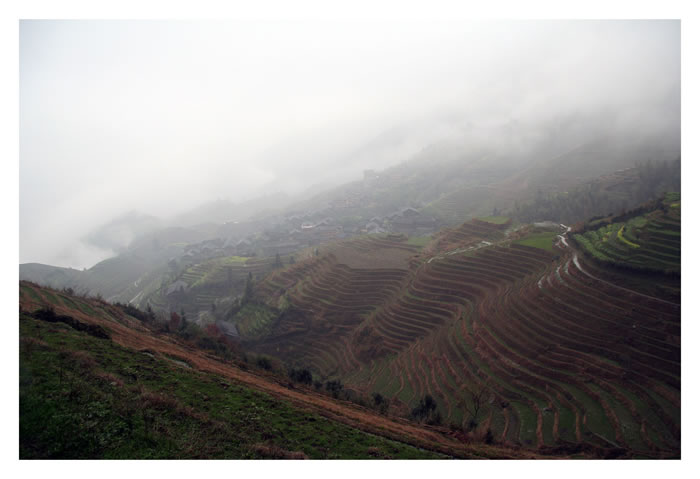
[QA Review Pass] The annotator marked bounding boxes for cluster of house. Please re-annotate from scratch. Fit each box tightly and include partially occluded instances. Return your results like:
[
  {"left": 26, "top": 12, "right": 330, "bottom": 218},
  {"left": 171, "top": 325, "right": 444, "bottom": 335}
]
[
  {"left": 178, "top": 217, "right": 343, "bottom": 264},
  {"left": 179, "top": 206, "right": 438, "bottom": 267},
  {"left": 364, "top": 207, "right": 437, "bottom": 235}
]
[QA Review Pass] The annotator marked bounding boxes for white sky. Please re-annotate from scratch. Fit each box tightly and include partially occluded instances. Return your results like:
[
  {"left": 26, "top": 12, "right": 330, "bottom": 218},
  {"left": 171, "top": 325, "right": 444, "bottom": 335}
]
[{"left": 19, "top": 19, "right": 679, "bottom": 268}]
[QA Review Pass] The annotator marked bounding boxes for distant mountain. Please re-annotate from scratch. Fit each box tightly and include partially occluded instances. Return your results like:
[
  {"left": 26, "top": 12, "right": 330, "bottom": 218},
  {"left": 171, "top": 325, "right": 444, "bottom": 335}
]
[
  {"left": 20, "top": 225, "right": 217, "bottom": 301},
  {"left": 22, "top": 126, "right": 679, "bottom": 312},
  {"left": 19, "top": 263, "right": 82, "bottom": 290}
]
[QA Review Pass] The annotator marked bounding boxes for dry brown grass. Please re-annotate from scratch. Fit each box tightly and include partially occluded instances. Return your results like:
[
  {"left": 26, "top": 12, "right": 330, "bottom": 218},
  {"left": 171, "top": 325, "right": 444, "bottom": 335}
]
[
  {"left": 67, "top": 349, "right": 98, "bottom": 371},
  {"left": 93, "top": 370, "right": 125, "bottom": 388},
  {"left": 135, "top": 386, "right": 210, "bottom": 422},
  {"left": 252, "top": 443, "right": 308, "bottom": 459}
]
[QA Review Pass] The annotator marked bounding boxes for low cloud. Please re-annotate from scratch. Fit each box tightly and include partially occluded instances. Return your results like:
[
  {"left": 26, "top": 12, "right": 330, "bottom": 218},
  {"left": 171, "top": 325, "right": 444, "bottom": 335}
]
[{"left": 20, "top": 20, "right": 680, "bottom": 268}]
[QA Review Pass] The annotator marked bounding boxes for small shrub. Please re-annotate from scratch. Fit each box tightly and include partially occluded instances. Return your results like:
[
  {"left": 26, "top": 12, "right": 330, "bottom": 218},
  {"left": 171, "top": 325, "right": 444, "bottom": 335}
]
[
  {"left": 411, "top": 394, "right": 440, "bottom": 424},
  {"left": 325, "top": 380, "right": 343, "bottom": 398},
  {"left": 289, "top": 368, "right": 313, "bottom": 385},
  {"left": 256, "top": 357, "right": 272, "bottom": 371},
  {"left": 485, "top": 428, "right": 494, "bottom": 444}
]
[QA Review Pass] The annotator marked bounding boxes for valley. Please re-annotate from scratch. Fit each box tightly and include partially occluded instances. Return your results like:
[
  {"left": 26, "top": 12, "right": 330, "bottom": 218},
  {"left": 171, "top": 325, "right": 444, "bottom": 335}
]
[{"left": 19, "top": 188, "right": 680, "bottom": 458}]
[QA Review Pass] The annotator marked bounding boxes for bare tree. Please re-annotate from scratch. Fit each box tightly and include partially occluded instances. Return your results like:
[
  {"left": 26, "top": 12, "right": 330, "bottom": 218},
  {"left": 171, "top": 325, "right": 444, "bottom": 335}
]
[{"left": 465, "top": 381, "right": 490, "bottom": 431}]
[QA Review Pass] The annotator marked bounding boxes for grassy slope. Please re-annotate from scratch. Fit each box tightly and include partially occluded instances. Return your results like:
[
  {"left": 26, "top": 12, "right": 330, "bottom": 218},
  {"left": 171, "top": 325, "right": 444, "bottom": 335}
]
[
  {"left": 20, "top": 314, "right": 439, "bottom": 459},
  {"left": 20, "top": 281, "right": 541, "bottom": 459}
]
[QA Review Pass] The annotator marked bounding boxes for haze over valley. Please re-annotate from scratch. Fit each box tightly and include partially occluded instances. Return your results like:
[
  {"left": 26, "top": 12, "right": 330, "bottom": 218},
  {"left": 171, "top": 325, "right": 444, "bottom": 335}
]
[{"left": 19, "top": 18, "right": 682, "bottom": 460}]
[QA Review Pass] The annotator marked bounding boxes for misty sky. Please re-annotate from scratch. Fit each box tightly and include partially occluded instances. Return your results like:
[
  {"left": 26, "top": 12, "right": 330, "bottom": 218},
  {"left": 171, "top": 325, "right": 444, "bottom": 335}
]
[{"left": 19, "top": 20, "right": 680, "bottom": 269}]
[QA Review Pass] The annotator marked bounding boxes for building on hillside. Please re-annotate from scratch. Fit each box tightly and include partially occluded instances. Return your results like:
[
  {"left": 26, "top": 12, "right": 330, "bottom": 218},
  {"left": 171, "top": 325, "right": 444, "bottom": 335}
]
[
  {"left": 365, "top": 221, "right": 387, "bottom": 235},
  {"left": 234, "top": 238, "right": 255, "bottom": 256},
  {"left": 389, "top": 208, "right": 437, "bottom": 235}
]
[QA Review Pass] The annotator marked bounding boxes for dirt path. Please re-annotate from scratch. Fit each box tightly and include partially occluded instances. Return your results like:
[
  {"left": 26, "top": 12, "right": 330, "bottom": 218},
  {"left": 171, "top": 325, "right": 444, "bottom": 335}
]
[
  {"left": 20, "top": 286, "right": 544, "bottom": 459},
  {"left": 427, "top": 240, "right": 495, "bottom": 264}
]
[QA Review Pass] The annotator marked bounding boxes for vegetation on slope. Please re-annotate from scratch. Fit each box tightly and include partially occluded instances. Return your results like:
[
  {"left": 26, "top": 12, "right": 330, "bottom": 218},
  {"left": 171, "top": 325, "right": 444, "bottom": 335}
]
[
  {"left": 242, "top": 207, "right": 679, "bottom": 457},
  {"left": 512, "top": 159, "right": 680, "bottom": 225},
  {"left": 23, "top": 281, "right": 556, "bottom": 459},
  {"left": 571, "top": 193, "right": 680, "bottom": 275},
  {"left": 513, "top": 231, "right": 559, "bottom": 252},
  {"left": 20, "top": 310, "right": 442, "bottom": 459}
]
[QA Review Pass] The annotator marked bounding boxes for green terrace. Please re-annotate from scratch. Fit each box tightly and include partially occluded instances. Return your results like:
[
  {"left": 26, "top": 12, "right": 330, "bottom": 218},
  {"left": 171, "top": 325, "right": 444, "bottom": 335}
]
[{"left": 573, "top": 201, "right": 680, "bottom": 273}]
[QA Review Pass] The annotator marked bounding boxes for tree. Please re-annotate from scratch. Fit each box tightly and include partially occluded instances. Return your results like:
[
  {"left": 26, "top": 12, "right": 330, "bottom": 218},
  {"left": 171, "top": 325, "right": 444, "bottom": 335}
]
[
  {"left": 289, "top": 368, "right": 313, "bottom": 385},
  {"left": 169, "top": 311, "right": 181, "bottom": 332},
  {"left": 289, "top": 255, "right": 295, "bottom": 265},
  {"left": 412, "top": 394, "right": 438, "bottom": 422},
  {"left": 179, "top": 308, "right": 187, "bottom": 331},
  {"left": 465, "top": 382, "right": 490, "bottom": 431},
  {"left": 373, "top": 392, "right": 389, "bottom": 415},
  {"left": 256, "top": 356, "right": 272, "bottom": 370},
  {"left": 325, "top": 380, "right": 343, "bottom": 398},
  {"left": 274, "top": 253, "right": 283, "bottom": 268},
  {"left": 242, "top": 272, "right": 254, "bottom": 305}
]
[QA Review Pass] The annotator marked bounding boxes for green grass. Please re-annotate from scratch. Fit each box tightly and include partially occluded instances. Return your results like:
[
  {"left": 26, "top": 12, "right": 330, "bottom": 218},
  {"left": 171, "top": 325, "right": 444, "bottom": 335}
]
[
  {"left": 186, "top": 256, "right": 252, "bottom": 288},
  {"left": 664, "top": 192, "right": 680, "bottom": 203},
  {"left": 20, "top": 314, "right": 442, "bottom": 459},
  {"left": 404, "top": 236, "right": 432, "bottom": 247},
  {"left": 20, "top": 283, "right": 44, "bottom": 302},
  {"left": 233, "top": 303, "right": 279, "bottom": 338},
  {"left": 514, "top": 231, "right": 558, "bottom": 252},
  {"left": 220, "top": 256, "right": 249, "bottom": 265},
  {"left": 559, "top": 384, "right": 617, "bottom": 445},
  {"left": 477, "top": 216, "right": 511, "bottom": 225},
  {"left": 616, "top": 225, "right": 640, "bottom": 248}
]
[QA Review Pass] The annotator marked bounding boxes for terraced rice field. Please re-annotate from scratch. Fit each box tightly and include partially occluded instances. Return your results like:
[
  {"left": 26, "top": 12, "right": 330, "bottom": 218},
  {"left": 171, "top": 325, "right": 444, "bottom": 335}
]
[
  {"left": 145, "top": 255, "right": 289, "bottom": 317},
  {"left": 247, "top": 215, "right": 680, "bottom": 457},
  {"left": 182, "top": 256, "right": 275, "bottom": 288},
  {"left": 429, "top": 219, "right": 508, "bottom": 253},
  {"left": 251, "top": 236, "right": 419, "bottom": 375},
  {"left": 573, "top": 199, "right": 680, "bottom": 273}
]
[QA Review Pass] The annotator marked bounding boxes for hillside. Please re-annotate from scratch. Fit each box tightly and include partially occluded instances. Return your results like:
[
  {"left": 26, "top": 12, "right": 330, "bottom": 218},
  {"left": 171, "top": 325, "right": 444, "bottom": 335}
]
[
  {"left": 20, "top": 153, "right": 680, "bottom": 316},
  {"left": 19, "top": 193, "right": 680, "bottom": 458},
  {"left": 238, "top": 203, "right": 680, "bottom": 457},
  {"left": 20, "top": 226, "right": 216, "bottom": 302},
  {"left": 20, "top": 281, "right": 551, "bottom": 459},
  {"left": 572, "top": 193, "right": 680, "bottom": 276}
]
